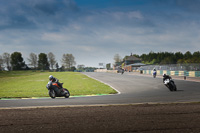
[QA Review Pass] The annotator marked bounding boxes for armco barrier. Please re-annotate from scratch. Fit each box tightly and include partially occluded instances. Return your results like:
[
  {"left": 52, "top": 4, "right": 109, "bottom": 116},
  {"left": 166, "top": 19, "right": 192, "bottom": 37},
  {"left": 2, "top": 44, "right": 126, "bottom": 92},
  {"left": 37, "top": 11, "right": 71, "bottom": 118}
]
[
  {"left": 142, "top": 70, "right": 200, "bottom": 77},
  {"left": 95, "top": 69, "right": 118, "bottom": 73},
  {"left": 170, "top": 71, "right": 179, "bottom": 76},
  {"left": 95, "top": 69, "right": 107, "bottom": 72},
  {"left": 107, "top": 70, "right": 118, "bottom": 73},
  {"left": 195, "top": 71, "right": 200, "bottom": 77}
]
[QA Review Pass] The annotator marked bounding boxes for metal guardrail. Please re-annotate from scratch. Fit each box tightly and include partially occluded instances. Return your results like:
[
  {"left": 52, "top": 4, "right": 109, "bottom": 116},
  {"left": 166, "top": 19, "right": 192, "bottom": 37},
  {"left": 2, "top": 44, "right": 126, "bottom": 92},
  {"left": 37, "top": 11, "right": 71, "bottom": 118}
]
[
  {"left": 140, "top": 63, "right": 200, "bottom": 71},
  {"left": 142, "top": 70, "right": 200, "bottom": 77}
]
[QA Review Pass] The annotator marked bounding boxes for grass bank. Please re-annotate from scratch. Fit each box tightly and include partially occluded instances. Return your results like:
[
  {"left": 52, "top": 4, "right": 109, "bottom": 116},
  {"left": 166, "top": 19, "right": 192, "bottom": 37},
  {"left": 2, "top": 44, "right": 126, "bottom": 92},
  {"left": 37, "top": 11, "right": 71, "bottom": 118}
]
[{"left": 0, "top": 71, "right": 117, "bottom": 98}]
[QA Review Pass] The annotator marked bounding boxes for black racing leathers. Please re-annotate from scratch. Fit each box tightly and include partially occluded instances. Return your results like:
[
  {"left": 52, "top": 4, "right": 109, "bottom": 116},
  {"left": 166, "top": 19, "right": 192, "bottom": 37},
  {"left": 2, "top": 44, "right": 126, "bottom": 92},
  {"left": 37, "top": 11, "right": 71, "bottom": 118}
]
[
  {"left": 51, "top": 77, "right": 62, "bottom": 88},
  {"left": 47, "top": 78, "right": 63, "bottom": 94},
  {"left": 163, "top": 75, "right": 172, "bottom": 83}
]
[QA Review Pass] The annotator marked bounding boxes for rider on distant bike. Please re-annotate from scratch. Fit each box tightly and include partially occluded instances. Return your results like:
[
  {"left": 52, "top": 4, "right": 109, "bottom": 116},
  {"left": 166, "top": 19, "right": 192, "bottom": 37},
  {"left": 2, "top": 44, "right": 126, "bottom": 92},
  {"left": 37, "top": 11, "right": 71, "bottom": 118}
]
[
  {"left": 49, "top": 75, "right": 62, "bottom": 87},
  {"left": 163, "top": 73, "right": 172, "bottom": 83},
  {"left": 152, "top": 68, "right": 157, "bottom": 77},
  {"left": 46, "top": 75, "right": 64, "bottom": 94}
]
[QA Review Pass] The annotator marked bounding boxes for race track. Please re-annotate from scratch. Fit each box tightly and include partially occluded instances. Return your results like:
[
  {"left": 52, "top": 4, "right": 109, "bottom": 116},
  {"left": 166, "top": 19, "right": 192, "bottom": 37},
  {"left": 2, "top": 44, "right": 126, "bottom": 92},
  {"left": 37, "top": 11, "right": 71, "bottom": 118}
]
[{"left": 0, "top": 72, "right": 200, "bottom": 108}]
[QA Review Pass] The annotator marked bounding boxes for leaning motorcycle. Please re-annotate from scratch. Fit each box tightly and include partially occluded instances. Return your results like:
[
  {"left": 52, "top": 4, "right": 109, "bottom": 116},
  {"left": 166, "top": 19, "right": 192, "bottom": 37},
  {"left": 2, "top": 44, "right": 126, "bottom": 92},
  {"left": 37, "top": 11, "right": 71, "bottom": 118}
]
[
  {"left": 46, "top": 82, "right": 70, "bottom": 99},
  {"left": 163, "top": 79, "right": 177, "bottom": 91}
]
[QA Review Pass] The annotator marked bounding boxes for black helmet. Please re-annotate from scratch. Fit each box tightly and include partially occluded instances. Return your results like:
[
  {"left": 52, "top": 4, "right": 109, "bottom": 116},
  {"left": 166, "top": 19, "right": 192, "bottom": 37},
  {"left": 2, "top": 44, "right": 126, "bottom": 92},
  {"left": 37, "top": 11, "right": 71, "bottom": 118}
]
[{"left": 163, "top": 73, "right": 166, "bottom": 77}]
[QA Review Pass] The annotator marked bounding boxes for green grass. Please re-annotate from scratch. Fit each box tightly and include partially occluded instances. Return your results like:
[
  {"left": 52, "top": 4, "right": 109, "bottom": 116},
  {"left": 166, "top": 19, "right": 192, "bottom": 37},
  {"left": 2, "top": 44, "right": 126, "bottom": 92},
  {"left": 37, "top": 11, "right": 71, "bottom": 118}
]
[{"left": 0, "top": 71, "right": 117, "bottom": 98}]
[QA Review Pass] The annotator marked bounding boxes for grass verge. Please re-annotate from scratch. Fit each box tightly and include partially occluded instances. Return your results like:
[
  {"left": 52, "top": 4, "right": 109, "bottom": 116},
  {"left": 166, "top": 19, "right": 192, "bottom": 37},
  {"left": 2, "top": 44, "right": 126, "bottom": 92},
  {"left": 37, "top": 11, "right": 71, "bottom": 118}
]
[{"left": 0, "top": 71, "right": 117, "bottom": 98}]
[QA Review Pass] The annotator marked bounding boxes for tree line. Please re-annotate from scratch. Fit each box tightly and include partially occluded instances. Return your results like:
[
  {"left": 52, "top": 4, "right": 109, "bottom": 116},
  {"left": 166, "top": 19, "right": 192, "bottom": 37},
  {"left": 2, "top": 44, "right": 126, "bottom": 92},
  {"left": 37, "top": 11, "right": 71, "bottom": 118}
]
[
  {"left": 0, "top": 52, "right": 76, "bottom": 71},
  {"left": 139, "top": 51, "right": 200, "bottom": 64},
  {"left": 113, "top": 51, "right": 200, "bottom": 66}
]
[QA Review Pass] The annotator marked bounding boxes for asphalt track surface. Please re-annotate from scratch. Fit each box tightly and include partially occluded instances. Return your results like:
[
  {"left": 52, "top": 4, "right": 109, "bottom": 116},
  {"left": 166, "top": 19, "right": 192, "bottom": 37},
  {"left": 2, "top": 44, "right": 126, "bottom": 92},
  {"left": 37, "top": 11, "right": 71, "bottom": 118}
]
[
  {"left": 1, "top": 72, "right": 200, "bottom": 133},
  {"left": 1, "top": 72, "right": 200, "bottom": 108}
]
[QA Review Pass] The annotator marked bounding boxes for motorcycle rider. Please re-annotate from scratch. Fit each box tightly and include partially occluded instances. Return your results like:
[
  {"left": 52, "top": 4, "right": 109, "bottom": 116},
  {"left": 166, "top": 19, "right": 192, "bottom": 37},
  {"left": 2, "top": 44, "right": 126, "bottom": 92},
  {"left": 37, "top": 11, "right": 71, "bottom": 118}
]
[
  {"left": 152, "top": 68, "right": 157, "bottom": 77},
  {"left": 47, "top": 75, "right": 64, "bottom": 95},
  {"left": 49, "top": 75, "right": 62, "bottom": 88},
  {"left": 163, "top": 73, "right": 172, "bottom": 83},
  {"left": 121, "top": 68, "right": 124, "bottom": 75},
  {"left": 163, "top": 73, "right": 177, "bottom": 91},
  {"left": 152, "top": 68, "right": 156, "bottom": 73}
]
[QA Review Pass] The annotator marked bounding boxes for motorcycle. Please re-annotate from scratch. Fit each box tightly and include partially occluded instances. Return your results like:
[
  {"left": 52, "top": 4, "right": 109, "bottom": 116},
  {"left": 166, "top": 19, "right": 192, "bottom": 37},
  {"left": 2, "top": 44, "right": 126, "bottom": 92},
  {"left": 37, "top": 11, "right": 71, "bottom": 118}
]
[
  {"left": 163, "top": 79, "right": 177, "bottom": 91},
  {"left": 46, "top": 82, "right": 70, "bottom": 99},
  {"left": 121, "top": 69, "right": 124, "bottom": 75},
  {"left": 152, "top": 71, "right": 157, "bottom": 78}
]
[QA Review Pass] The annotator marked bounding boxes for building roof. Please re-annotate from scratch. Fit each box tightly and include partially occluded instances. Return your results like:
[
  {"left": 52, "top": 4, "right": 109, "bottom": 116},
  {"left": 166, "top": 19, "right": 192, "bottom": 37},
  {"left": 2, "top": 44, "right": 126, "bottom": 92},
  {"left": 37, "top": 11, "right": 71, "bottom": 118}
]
[
  {"left": 126, "top": 63, "right": 146, "bottom": 67},
  {"left": 126, "top": 56, "right": 141, "bottom": 61}
]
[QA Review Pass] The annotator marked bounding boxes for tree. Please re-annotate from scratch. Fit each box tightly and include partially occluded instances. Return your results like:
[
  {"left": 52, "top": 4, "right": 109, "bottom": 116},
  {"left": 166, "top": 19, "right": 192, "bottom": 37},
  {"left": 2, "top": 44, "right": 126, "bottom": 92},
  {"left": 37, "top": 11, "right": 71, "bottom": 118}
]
[
  {"left": 55, "top": 63, "right": 59, "bottom": 71},
  {"left": 114, "top": 54, "right": 122, "bottom": 63},
  {"left": 2, "top": 52, "right": 11, "bottom": 70},
  {"left": 193, "top": 51, "right": 200, "bottom": 58},
  {"left": 70, "top": 66, "right": 76, "bottom": 71},
  {"left": 106, "top": 63, "right": 111, "bottom": 70},
  {"left": 0, "top": 55, "right": 3, "bottom": 70},
  {"left": 177, "top": 59, "right": 185, "bottom": 64},
  {"left": 77, "top": 64, "right": 85, "bottom": 71},
  {"left": 184, "top": 51, "right": 192, "bottom": 60},
  {"left": 47, "top": 52, "right": 56, "bottom": 70},
  {"left": 174, "top": 52, "right": 183, "bottom": 63},
  {"left": 28, "top": 53, "right": 37, "bottom": 69},
  {"left": 10, "top": 52, "right": 26, "bottom": 70},
  {"left": 38, "top": 53, "right": 49, "bottom": 70},
  {"left": 140, "top": 54, "right": 147, "bottom": 62},
  {"left": 61, "top": 53, "right": 76, "bottom": 70}
]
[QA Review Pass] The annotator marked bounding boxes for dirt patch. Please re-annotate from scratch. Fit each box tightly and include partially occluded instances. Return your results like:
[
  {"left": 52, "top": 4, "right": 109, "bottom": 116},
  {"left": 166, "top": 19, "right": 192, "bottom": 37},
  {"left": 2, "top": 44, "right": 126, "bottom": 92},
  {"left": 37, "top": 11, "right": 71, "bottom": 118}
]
[{"left": 0, "top": 103, "right": 200, "bottom": 133}]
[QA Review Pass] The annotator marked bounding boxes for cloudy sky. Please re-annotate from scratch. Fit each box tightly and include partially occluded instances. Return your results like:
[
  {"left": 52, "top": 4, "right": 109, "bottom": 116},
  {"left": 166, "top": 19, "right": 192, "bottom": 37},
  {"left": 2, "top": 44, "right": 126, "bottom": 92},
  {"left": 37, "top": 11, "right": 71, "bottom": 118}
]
[{"left": 0, "top": 0, "right": 200, "bottom": 67}]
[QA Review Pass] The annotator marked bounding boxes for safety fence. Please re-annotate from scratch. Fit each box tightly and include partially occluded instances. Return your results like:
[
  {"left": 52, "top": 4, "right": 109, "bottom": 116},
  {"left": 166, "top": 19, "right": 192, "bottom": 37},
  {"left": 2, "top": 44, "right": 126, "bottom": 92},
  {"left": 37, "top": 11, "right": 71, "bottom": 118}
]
[
  {"left": 139, "top": 63, "right": 200, "bottom": 77},
  {"left": 142, "top": 70, "right": 200, "bottom": 77},
  {"left": 95, "top": 69, "right": 118, "bottom": 73},
  {"left": 140, "top": 63, "right": 200, "bottom": 71}
]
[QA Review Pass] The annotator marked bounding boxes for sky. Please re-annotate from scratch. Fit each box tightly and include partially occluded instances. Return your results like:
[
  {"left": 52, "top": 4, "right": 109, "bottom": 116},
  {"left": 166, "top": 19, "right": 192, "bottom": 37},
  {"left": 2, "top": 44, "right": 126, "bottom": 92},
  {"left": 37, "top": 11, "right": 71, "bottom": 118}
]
[{"left": 0, "top": 0, "right": 200, "bottom": 68}]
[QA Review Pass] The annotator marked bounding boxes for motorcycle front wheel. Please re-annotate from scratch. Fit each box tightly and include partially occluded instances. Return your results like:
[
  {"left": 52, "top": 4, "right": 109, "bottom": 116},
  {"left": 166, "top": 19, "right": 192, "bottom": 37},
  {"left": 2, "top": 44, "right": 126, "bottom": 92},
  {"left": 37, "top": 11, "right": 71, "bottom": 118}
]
[
  {"left": 170, "top": 82, "right": 177, "bottom": 91},
  {"left": 63, "top": 88, "right": 70, "bottom": 98},
  {"left": 172, "top": 83, "right": 177, "bottom": 91},
  {"left": 49, "top": 90, "right": 56, "bottom": 99},
  {"left": 167, "top": 84, "right": 173, "bottom": 91}
]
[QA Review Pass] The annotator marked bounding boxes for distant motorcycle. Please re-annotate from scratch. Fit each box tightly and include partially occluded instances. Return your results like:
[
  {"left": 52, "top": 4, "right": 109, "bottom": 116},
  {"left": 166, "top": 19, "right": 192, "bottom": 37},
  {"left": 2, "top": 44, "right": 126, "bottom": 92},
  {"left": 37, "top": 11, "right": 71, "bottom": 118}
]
[
  {"left": 152, "top": 71, "right": 157, "bottom": 78},
  {"left": 121, "top": 69, "right": 124, "bottom": 75},
  {"left": 163, "top": 79, "right": 177, "bottom": 91},
  {"left": 46, "top": 82, "right": 70, "bottom": 99}
]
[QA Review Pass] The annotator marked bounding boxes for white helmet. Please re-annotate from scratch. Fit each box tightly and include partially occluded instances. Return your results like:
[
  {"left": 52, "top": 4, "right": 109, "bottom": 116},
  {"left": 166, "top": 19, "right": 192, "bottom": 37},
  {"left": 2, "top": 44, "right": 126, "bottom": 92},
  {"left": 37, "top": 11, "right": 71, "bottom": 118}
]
[{"left": 49, "top": 75, "right": 53, "bottom": 80}]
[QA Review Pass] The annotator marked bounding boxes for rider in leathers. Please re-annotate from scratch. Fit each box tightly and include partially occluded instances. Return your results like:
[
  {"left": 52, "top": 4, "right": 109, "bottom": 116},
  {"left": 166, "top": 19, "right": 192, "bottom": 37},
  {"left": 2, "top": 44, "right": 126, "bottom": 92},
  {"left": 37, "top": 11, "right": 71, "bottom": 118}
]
[
  {"left": 163, "top": 73, "right": 172, "bottom": 83},
  {"left": 47, "top": 75, "right": 64, "bottom": 95}
]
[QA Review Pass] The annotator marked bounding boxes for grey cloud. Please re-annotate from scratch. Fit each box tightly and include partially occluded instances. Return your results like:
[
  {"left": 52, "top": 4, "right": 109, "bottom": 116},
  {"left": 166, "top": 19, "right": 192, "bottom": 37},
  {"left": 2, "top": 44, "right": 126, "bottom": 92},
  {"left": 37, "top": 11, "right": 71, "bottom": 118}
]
[
  {"left": 33, "top": 0, "right": 79, "bottom": 15},
  {"left": 34, "top": 3, "right": 58, "bottom": 15},
  {"left": 0, "top": 0, "right": 79, "bottom": 31},
  {"left": 156, "top": 0, "right": 200, "bottom": 13},
  {"left": 175, "top": 0, "right": 200, "bottom": 12}
]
